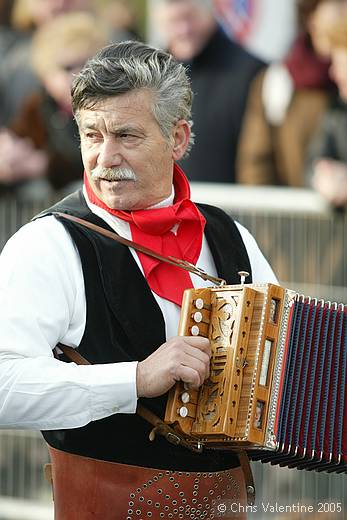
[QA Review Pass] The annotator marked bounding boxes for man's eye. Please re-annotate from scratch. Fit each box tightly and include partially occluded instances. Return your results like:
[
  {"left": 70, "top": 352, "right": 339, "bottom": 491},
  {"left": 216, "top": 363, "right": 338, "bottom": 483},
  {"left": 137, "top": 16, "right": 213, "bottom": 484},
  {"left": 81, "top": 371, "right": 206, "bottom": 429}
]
[
  {"left": 85, "top": 132, "right": 100, "bottom": 140},
  {"left": 120, "top": 134, "right": 138, "bottom": 140}
]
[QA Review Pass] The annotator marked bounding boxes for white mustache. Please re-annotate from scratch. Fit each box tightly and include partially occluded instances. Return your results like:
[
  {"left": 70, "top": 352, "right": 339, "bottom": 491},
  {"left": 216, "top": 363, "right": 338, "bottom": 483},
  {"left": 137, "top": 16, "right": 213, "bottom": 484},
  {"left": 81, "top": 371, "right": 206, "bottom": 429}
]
[{"left": 91, "top": 167, "right": 136, "bottom": 181}]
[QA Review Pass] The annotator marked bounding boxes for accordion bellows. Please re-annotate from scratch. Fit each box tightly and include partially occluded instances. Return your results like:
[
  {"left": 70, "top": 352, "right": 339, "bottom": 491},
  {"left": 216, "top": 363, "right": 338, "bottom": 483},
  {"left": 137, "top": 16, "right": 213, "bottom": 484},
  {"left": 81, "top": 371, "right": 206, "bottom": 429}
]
[{"left": 164, "top": 283, "right": 347, "bottom": 473}]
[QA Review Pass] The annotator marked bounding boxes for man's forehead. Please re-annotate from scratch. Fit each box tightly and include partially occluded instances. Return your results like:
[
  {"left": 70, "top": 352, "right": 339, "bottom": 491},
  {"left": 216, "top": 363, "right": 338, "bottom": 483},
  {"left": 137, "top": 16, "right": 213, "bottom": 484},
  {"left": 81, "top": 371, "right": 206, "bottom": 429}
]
[
  {"left": 77, "top": 91, "right": 158, "bottom": 131},
  {"left": 79, "top": 89, "right": 153, "bottom": 114},
  {"left": 78, "top": 109, "right": 146, "bottom": 129}
]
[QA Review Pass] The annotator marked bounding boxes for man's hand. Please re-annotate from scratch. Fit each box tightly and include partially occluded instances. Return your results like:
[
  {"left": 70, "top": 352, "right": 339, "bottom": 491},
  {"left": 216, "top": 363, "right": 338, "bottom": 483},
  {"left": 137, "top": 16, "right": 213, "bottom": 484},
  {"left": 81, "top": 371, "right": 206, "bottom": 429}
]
[
  {"left": 0, "top": 128, "right": 48, "bottom": 184},
  {"left": 136, "top": 336, "right": 211, "bottom": 398},
  {"left": 312, "top": 158, "right": 347, "bottom": 207}
]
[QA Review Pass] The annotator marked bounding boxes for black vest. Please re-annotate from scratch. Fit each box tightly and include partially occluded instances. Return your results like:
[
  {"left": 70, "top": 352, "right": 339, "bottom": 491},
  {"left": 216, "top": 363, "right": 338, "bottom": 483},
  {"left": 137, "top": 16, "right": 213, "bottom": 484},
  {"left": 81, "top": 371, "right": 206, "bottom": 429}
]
[{"left": 37, "top": 190, "right": 252, "bottom": 471}]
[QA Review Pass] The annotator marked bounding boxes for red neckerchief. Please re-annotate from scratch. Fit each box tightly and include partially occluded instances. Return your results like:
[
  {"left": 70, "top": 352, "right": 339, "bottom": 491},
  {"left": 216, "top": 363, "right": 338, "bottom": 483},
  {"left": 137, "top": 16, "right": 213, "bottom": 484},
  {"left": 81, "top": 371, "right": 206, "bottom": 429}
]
[{"left": 84, "top": 164, "right": 206, "bottom": 306}]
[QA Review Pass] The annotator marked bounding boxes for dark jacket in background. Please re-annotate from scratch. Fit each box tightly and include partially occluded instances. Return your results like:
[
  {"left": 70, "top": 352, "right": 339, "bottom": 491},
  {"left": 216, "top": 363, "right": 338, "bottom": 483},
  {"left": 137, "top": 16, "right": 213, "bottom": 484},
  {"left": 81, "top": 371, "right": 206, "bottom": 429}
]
[
  {"left": 179, "top": 27, "right": 264, "bottom": 183},
  {"left": 306, "top": 95, "right": 347, "bottom": 168}
]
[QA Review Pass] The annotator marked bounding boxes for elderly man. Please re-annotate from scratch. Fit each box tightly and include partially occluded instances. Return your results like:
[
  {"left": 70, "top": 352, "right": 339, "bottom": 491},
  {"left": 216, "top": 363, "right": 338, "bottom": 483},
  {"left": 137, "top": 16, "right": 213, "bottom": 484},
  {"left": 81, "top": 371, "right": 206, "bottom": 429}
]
[
  {"left": 0, "top": 41, "right": 276, "bottom": 518},
  {"left": 156, "top": 0, "right": 264, "bottom": 183}
]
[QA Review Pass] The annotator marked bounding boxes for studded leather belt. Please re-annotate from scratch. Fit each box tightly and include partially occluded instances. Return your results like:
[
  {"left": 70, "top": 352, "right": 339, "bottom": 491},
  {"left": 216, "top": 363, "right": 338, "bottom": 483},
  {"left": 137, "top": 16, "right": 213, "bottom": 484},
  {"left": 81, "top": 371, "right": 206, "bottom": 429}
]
[{"left": 46, "top": 446, "right": 247, "bottom": 519}]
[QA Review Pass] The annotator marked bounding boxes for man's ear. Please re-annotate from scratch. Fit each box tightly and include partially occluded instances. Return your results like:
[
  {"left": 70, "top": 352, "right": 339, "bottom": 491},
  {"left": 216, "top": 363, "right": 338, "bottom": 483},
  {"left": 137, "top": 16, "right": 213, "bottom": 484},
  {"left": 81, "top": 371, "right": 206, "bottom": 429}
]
[{"left": 171, "top": 120, "right": 191, "bottom": 161}]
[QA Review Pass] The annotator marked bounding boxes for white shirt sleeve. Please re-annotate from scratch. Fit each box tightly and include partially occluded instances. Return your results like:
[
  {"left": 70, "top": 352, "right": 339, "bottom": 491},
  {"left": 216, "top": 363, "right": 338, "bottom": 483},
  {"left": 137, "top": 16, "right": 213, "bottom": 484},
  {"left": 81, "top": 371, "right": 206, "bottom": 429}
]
[{"left": 0, "top": 216, "right": 137, "bottom": 430}]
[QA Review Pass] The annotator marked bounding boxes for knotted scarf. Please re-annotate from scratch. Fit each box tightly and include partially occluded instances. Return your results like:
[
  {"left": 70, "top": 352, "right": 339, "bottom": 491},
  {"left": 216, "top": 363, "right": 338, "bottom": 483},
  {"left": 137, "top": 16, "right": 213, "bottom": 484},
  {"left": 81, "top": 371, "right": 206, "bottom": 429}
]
[{"left": 84, "top": 164, "right": 206, "bottom": 306}]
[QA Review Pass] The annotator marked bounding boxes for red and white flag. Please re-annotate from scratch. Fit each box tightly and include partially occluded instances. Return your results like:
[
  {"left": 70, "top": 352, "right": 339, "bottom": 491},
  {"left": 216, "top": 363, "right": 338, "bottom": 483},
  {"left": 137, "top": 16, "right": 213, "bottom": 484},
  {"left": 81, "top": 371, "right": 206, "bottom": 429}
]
[{"left": 213, "top": 0, "right": 297, "bottom": 61}]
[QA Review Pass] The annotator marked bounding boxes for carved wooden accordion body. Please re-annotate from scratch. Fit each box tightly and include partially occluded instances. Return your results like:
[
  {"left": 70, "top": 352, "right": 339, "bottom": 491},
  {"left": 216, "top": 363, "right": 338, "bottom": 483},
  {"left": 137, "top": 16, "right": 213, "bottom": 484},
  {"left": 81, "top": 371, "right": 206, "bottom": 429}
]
[{"left": 165, "top": 284, "right": 347, "bottom": 472}]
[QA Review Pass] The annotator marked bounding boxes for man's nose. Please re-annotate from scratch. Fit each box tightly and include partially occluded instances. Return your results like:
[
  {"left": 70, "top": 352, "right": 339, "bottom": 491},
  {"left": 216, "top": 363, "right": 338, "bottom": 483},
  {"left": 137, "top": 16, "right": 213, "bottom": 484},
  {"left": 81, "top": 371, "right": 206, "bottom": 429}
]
[{"left": 97, "top": 139, "right": 122, "bottom": 168}]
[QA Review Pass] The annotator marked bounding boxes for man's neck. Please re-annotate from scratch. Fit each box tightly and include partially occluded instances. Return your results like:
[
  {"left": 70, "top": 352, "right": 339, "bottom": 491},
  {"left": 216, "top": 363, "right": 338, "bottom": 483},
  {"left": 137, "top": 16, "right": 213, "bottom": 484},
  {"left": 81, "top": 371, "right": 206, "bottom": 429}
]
[{"left": 147, "top": 188, "right": 175, "bottom": 210}]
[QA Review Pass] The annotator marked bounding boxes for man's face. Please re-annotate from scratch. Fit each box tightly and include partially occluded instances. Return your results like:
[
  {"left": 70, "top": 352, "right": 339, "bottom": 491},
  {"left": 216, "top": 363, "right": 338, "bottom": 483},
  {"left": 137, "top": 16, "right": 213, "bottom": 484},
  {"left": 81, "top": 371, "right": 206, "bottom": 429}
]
[
  {"left": 159, "top": 1, "right": 216, "bottom": 61},
  {"left": 330, "top": 47, "right": 347, "bottom": 102},
  {"left": 78, "top": 89, "right": 190, "bottom": 211}
]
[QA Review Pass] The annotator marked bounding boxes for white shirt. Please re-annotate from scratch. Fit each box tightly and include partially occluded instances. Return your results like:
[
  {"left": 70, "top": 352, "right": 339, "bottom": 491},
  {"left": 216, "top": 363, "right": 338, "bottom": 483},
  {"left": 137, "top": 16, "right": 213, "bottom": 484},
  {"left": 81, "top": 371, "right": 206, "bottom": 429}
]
[{"left": 0, "top": 190, "right": 277, "bottom": 430}]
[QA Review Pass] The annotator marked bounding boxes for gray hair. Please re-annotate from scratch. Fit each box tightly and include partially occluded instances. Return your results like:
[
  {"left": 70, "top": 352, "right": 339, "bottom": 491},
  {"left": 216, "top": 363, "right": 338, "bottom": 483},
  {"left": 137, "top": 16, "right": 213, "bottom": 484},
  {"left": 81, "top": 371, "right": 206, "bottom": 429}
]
[{"left": 71, "top": 40, "right": 194, "bottom": 153}]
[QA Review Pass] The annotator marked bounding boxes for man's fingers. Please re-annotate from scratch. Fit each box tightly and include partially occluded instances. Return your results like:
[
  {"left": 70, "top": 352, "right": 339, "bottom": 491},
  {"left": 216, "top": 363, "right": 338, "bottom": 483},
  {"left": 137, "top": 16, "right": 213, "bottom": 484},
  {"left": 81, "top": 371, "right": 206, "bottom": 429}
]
[
  {"left": 178, "top": 352, "right": 209, "bottom": 384},
  {"left": 181, "top": 336, "right": 210, "bottom": 349},
  {"left": 137, "top": 336, "right": 211, "bottom": 398},
  {"left": 175, "top": 365, "right": 202, "bottom": 389}
]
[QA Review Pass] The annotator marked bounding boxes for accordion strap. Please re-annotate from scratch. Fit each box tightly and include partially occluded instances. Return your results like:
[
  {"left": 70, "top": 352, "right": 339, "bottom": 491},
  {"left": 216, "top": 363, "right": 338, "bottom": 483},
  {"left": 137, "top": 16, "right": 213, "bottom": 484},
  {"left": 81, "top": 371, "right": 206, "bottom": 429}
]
[{"left": 53, "top": 212, "right": 226, "bottom": 287}]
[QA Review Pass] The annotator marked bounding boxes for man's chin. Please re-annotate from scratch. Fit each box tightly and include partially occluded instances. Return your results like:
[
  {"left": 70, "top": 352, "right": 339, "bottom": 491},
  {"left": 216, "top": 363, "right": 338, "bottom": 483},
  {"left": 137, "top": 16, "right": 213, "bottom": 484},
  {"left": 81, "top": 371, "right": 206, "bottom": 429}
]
[{"left": 99, "top": 191, "right": 135, "bottom": 211}]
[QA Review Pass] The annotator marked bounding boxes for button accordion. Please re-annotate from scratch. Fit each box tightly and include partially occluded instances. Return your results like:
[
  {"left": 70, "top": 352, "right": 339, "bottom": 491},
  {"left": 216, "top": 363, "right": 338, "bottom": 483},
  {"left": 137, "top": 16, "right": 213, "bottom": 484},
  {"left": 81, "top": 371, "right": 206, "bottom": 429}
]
[{"left": 164, "top": 283, "right": 347, "bottom": 472}]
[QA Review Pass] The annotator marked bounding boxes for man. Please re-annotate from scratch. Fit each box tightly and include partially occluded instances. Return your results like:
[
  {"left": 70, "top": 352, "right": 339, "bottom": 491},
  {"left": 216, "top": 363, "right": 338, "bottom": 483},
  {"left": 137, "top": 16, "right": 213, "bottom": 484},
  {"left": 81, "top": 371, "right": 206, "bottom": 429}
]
[
  {"left": 156, "top": 0, "right": 264, "bottom": 183},
  {"left": 308, "top": 16, "right": 347, "bottom": 207},
  {"left": 0, "top": 41, "right": 276, "bottom": 518}
]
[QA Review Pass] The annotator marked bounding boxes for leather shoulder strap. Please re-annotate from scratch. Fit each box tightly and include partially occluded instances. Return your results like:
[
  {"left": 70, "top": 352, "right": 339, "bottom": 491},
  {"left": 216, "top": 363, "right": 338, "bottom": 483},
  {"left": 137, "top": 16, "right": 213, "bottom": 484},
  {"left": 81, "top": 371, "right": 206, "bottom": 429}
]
[{"left": 53, "top": 211, "right": 227, "bottom": 286}]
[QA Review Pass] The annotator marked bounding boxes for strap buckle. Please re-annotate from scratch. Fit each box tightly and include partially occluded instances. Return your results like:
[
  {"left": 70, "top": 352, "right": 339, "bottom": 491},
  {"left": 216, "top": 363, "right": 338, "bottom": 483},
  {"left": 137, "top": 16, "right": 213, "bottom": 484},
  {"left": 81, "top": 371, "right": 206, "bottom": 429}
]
[{"left": 149, "top": 424, "right": 203, "bottom": 454}]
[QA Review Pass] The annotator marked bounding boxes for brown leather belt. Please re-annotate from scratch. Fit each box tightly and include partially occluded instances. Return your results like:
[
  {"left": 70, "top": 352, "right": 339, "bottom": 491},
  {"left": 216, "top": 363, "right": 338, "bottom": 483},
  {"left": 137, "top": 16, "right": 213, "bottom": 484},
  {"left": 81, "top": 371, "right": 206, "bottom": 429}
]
[{"left": 47, "top": 447, "right": 247, "bottom": 519}]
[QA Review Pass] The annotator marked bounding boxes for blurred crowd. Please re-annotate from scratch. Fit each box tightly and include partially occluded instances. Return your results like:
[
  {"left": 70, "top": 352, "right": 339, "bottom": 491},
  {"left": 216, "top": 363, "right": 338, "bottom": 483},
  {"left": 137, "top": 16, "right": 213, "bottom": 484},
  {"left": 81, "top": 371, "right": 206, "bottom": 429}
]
[
  {"left": 1, "top": 0, "right": 347, "bottom": 208},
  {"left": 0, "top": 0, "right": 139, "bottom": 199}
]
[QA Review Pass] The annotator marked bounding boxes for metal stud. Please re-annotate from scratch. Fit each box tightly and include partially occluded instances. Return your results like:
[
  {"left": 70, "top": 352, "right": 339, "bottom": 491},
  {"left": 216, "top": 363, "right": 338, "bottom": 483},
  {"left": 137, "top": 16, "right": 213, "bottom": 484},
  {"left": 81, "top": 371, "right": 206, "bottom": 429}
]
[{"left": 238, "top": 270, "right": 249, "bottom": 285}]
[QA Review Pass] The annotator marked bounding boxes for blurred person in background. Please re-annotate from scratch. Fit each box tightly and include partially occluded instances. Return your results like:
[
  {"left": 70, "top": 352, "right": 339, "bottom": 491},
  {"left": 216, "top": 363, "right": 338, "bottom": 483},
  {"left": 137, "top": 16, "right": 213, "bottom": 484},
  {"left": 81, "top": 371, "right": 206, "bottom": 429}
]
[
  {"left": 236, "top": 0, "right": 346, "bottom": 187},
  {"left": 307, "top": 17, "right": 347, "bottom": 207},
  {"left": 0, "top": 0, "right": 92, "bottom": 126},
  {"left": 0, "top": 0, "right": 24, "bottom": 56},
  {"left": 156, "top": 0, "right": 264, "bottom": 183},
  {"left": 95, "top": 0, "right": 140, "bottom": 41},
  {"left": 0, "top": 11, "right": 109, "bottom": 198}
]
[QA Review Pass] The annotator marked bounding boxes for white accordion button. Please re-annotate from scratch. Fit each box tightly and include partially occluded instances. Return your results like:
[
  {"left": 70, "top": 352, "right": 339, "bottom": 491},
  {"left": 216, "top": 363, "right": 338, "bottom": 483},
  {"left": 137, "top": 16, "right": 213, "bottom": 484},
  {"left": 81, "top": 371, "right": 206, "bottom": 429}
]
[
  {"left": 181, "top": 392, "right": 190, "bottom": 404},
  {"left": 191, "top": 325, "right": 200, "bottom": 336},
  {"left": 193, "top": 311, "right": 203, "bottom": 323},
  {"left": 195, "top": 298, "right": 204, "bottom": 309},
  {"left": 179, "top": 406, "right": 188, "bottom": 418}
]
